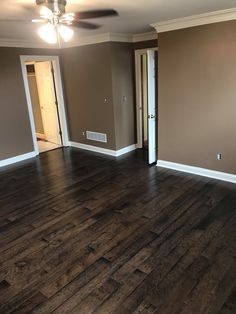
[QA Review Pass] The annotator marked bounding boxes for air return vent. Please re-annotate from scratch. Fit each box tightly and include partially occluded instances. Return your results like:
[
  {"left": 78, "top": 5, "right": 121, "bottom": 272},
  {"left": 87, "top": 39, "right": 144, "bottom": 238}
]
[{"left": 86, "top": 131, "right": 107, "bottom": 143}]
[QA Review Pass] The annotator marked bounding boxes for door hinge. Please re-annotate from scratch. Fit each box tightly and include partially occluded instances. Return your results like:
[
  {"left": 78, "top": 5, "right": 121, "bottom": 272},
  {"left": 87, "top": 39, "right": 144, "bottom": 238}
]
[{"left": 51, "top": 66, "right": 54, "bottom": 74}]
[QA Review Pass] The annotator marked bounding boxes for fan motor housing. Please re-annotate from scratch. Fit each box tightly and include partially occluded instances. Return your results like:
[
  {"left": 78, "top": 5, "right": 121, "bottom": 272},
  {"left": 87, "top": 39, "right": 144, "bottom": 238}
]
[{"left": 36, "top": 0, "right": 67, "bottom": 15}]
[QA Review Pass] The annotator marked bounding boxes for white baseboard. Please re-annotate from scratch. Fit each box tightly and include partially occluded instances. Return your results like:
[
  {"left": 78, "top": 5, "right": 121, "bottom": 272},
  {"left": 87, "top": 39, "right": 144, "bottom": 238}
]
[
  {"left": 36, "top": 133, "right": 46, "bottom": 140},
  {"left": 69, "top": 141, "right": 137, "bottom": 157},
  {"left": 116, "top": 144, "right": 137, "bottom": 157},
  {"left": 0, "top": 151, "right": 37, "bottom": 168},
  {"left": 157, "top": 160, "right": 236, "bottom": 184}
]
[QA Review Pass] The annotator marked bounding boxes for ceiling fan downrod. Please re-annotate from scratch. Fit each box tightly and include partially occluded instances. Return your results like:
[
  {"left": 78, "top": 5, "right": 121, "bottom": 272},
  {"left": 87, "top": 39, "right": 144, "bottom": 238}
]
[{"left": 36, "top": 0, "right": 67, "bottom": 16}]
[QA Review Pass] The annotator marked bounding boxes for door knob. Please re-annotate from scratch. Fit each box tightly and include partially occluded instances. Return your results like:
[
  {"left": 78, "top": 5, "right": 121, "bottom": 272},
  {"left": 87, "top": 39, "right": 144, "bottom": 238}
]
[{"left": 148, "top": 114, "right": 156, "bottom": 119}]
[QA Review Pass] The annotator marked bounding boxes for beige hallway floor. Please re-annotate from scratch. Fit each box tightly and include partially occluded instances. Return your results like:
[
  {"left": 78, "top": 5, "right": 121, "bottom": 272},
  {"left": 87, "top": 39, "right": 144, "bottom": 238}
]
[{"left": 37, "top": 140, "right": 61, "bottom": 153}]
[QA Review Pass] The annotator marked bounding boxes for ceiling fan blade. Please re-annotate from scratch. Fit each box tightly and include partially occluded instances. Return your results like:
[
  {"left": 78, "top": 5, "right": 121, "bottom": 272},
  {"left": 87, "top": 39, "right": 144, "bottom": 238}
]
[
  {"left": 32, "top": 19, "right": 48, "bottom": 23},
  {"left": 64, "top": 20, "right": 101, "bottom": 30},
  {"left": 69, "top": 9, "right": 118, "bottom": 20},
  {"left": 0, "top": 19, "right": 34, "bottom": 23}
]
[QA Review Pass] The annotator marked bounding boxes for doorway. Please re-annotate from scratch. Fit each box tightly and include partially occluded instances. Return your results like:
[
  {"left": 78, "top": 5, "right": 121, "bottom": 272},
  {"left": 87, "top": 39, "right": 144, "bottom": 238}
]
[
  {"left": 20, "top": 56, "right": 69, "bottom": 155},
  {"left": 135, "top": 48, "right": 158, "bottom": 164}
]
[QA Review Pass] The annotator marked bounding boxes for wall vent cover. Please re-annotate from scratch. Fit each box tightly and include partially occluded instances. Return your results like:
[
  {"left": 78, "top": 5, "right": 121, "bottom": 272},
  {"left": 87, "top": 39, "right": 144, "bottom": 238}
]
[{"left": 86, "top": 131, "right": 107, "bottom": 143}]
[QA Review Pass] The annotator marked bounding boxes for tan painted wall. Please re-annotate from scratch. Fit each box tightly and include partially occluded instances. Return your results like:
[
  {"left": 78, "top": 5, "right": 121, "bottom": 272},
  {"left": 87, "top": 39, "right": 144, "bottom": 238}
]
[
  {"left": 133, "top": 39, "right": 158, "bottom": 50},
  {"left": 60, "top": 43, "right": 116, "bottom": 149},
  {"left": 0, "top": 47, "right": 59, "bottom": 160},
  {"left": 158, "top": 20, "right": 236, "bottom": 174},
  {"left": 0, "top": 43, "right": 136, "bottom": 161},
  {"left": 110, "top": 42, "right": 135, "bottom": 150},
  {"left": 61, "top": 41, "right": 135, "bottom": 151}
]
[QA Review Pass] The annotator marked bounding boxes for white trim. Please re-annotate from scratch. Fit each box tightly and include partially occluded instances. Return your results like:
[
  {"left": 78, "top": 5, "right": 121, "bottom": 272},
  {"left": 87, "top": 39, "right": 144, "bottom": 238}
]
[
  {"left": 0, "top": 152, "right": 37, "bottom": 168},
  {"left": 20, "top": 58, "right": 39, "bottom": 156},
  {"left": 62, "top": 32, "right": 140, "bottom": 48},
  {"left": 116, "top": 144, "right": 137, "bottom": 157},
  {"left": 157, "top": 160, "right": 236, "bottom": 184},
  {"left": 25, "top": 61, "right": 36, "bottom": 65},
  {"left": 0, "top": 38, "right": 57, "bottom": 49},
  {"left": 62, "top": 33, "right": 112, "bottom": 48},
  {"left": 110, "top": 33, "right": 133, "bottom": 43},
  {"left": 36, "top": 133, "right": 46, "bottom": 140},
  {"left": 69, "top": 142, "right": 137, "bottom": 157},
  {"left": 133, "top": 31, "right": 158, "bottom": 42},
  {"left": 135, "top": 50, "right": 143, "bottom": 149},
  {"left": 152, "top": 8, "right": 236, "bottom": 33},
  {"left": 62, "top": 32, "right": 157, "bottom": 47},
  {"left": 0, "top": 31, "right": 157, "bottom": 49},
  {"left": 20, "top": 55, "right": 69, "bottom": 157}
]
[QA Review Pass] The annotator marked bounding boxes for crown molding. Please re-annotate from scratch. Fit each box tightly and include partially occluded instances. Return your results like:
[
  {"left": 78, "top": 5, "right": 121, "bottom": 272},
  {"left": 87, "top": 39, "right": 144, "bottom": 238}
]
[
  {"left": 132, "top": 31, "right": 158, "bottom": 42},
  {"left": 0, "top": 38, "right": 57, "bottom": 49},
  {"left": 0, "top": 31, "right": 157, "bottom": 49},
  {"left": 62, "top": 33, "right": 112, "bottom": 48},
  {"left": 110, "top": 33, "right": 133, "bottom": 43},
  {"left": 62, "top": 31, "right": 157, "bottom": 48},
  {"left": 152, "top": 8, "right": 236, "bottom": 33}
]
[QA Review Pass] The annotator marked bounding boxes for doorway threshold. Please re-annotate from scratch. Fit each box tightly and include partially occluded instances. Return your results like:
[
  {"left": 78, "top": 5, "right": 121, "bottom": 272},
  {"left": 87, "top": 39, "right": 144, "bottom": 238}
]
[{"left": 38, "top": 140, "right": 61, "bottom": 153}]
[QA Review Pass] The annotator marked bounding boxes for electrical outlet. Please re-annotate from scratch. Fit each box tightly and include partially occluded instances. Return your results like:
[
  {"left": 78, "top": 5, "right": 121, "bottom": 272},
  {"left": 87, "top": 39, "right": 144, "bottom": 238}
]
[
  {"left": 217, "top": 153, "right": 222, "bottom": 160},
  {"left": 82, "top": 132, "right": 85, "bottom": 136}
]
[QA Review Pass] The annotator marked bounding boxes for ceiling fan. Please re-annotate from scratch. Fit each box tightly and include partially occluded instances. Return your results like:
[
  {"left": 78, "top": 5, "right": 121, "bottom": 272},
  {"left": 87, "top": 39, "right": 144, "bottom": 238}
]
[{"left": 0, "top": 0, "right": 119, "bottom": 44}]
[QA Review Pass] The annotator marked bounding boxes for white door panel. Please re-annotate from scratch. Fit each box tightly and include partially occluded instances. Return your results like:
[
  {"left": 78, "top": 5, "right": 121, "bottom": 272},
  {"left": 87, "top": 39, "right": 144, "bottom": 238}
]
[
  {"left": 35, "top": 61, "right": 61, "bottom": 145},
  {"left": 147, "top": 50, "right": 157, "bottom": 164}
]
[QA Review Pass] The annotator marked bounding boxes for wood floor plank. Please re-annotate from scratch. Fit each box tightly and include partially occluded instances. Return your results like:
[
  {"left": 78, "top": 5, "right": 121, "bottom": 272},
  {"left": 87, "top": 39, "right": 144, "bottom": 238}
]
[{"left": 0, "top": 147, "right": 235, "bottom": 313}]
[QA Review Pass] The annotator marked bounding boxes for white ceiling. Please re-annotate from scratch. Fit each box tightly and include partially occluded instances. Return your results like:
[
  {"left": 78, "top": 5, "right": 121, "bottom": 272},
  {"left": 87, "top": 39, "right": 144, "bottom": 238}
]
[{"left": 0, "top": 0, "right": 235, "bottom": 42}]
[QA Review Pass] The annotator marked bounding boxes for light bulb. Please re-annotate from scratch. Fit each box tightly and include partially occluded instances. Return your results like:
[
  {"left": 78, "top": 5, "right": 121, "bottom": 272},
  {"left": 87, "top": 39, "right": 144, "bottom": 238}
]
[
  {"left": 38, "top": 24, "right": 57, "bottom": 44},
  {"left": 58, "top": 24, "right": 74, "bottom": 42},
  {"left": 40, "top": 6, "right": 53, "bottom": 19}
]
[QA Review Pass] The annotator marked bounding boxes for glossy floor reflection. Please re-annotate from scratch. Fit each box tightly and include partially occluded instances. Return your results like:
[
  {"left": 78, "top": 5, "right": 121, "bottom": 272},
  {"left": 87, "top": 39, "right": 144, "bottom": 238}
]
[{"left": 0, "top": 147, "right": 235, "bottom": 313}]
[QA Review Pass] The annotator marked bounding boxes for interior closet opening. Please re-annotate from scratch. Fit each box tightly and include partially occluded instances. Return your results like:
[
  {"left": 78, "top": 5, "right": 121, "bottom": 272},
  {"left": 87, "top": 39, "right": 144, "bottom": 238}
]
[
  {"left": 135, "top": 48, "right": 158, "bottom": 165},
  {"left": 21, "top": 56, "right": 69, "bottom": 155}
]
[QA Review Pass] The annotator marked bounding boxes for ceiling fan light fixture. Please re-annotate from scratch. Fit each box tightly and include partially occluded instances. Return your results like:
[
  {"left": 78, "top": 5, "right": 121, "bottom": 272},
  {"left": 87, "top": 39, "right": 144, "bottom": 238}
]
[
  {"left": 33, "top": 1, "right": 117, "bottom": 44},
  {"left": 38, "top": 23, "right": 57, "bottom": 44},
  {"left": 58, "top": 24, "right": 74, "bottom": 42}
]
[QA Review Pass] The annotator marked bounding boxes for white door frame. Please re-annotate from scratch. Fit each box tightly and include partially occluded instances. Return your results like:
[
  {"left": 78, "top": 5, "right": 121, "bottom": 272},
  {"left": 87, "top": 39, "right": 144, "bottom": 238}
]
[
  {"left": 20, "top": 55, "right": 69, "bottom": 156},
  {"left": 135, "top": 48, "right": 158, "bottom": 148}
]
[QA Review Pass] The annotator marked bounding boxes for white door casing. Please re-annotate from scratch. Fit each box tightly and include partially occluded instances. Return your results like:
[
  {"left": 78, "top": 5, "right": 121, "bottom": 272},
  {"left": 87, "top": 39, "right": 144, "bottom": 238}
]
[
  {"left": 142, "top": 54, "right": 148, "bottom": 145},
  {"left": 20, "top": 55, "right": 69, "bottom": 156}
]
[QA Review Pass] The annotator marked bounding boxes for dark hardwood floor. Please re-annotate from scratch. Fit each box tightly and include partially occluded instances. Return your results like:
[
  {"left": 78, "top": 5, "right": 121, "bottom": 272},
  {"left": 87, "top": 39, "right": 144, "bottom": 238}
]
[{"left": 0, "top": 148, "right": 235, "bottom": 314}]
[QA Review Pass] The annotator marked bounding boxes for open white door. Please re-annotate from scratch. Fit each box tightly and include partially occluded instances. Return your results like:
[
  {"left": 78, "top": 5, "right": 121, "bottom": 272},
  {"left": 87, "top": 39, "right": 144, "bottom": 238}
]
[
  {"left": 147, "top": 50, "right": 157, "bottom": 164},
  {"left": 35, "top": 61, "right": 61, "bottom": 145}
]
